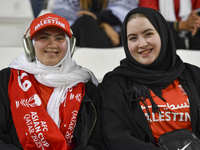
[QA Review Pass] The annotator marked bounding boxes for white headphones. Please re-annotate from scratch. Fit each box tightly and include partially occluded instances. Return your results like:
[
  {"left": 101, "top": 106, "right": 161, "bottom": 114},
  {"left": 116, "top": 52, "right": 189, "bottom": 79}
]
[{"left": 22, "top": 27, "right": 76, "bottom": 62}]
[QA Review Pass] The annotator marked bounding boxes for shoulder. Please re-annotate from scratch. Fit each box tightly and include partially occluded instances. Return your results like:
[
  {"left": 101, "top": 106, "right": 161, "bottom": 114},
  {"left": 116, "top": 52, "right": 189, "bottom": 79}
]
[
  {"left": 182, "top": 63, "right": 200, "bottom": 84},
  {"left": 85, "top": 81, "right": 98, "bottom": 96},
  {"left": 0, "top": 67, "right": 11, "bottom": 75},
  {"left": 184, "top": 63, "right": 200, "bottom": 75},
  {"left": 98, "top": 75, "right": 127, "bottom": 93},
  {"left": 84, "top": 81, "right": 100, "bottom": 104},
  {"left": 0, "top": 68, "right": 11, "bottom": 107},
  {"left": 85, "top": 81, "right": 97, "bottom": 89},
  {"left": 0, "top": 67, "right": 11, "bottom": 83},
  {"left": 98, "top": 75, "right": 129, "bottom": 105}
]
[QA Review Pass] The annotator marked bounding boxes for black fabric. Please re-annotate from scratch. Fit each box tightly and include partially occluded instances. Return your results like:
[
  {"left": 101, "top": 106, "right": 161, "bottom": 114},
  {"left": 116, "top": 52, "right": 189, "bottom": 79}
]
[
  {"left": 98, "top": 7, "right": 200, "bottom": 150},
  {"left": 180, "top": 63, "right": 200, "bottom": 137},
  {"left": 71, "top": 9, "right": 121, "bottom": 48},
  {"left": 167, "top": 21, "right": 200, "bottom": 50},
  {"left": 71, "top": 0, "right": 122, "bottom": 48},
  {"left": 0, "top": 67, "right": 106, "bottom": 150},
  {"left": 98, "top": 58, "right": 200, "bottom": 150},
  {"left": 84, "top": 0, "right": 121, "bottom": 25},
  {"left": 0, "top": 68, "right": 21, "bottom": 150},
  {"left": 158, "top": 129, "right": 200, "bottom": 150},
  {"left": 187, "top": 29, "right": 200, "bottom": 50},
  {"left": 99, "top": 75, "right": 162, "bottom": 150},
  {"left": 167, "top": 21, "right": 187, "bottom": 49},
  {"left": 71, "top": 15, "right": 113, "bottom": 48},
  {"left": 95, "top": 10, "right": 122, "bottom": 25},
  {"left": 73, "top": 82, "right": 107, "bottom": 150},
  {"left": 89, "top": 0, "right": 102, "bottom": 13},
  {"left": 103, "top": 7, "right": 185, "bottom": 113}
]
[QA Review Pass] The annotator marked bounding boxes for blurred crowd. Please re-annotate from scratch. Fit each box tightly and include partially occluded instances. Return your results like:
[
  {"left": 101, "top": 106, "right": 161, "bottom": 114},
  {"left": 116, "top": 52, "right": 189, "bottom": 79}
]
[{"left": 30, "top": 0, "right": 200, "bottom": 50}]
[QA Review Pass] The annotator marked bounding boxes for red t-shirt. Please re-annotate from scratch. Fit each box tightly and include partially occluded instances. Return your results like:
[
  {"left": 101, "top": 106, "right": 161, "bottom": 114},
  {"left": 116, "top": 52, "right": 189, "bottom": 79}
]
[
  {"left": 139, "top": 79, "right": 192, "bottom": 144},
  {"left": 37, "top": 82, "right": 54, "bottom": 109}
]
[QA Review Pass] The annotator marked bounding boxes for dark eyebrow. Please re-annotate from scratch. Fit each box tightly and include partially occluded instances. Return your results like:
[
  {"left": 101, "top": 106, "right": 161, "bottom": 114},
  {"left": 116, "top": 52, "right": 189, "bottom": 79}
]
[
  {"left": 127, "top": 28, "right": 154, "bottom": 38},
  {"left": 127, "top": 33, "right": 136, "bottom": 38},
  {"left": 142, "top": 28, "right": 154, "bottom": 34}
]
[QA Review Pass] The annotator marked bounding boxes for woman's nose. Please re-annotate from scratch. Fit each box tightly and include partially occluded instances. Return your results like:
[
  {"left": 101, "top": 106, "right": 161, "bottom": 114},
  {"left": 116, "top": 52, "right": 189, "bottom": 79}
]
[
  {"left": 138, "top": 38, "right": 148, "bottom": 47},
  {"left": 47, "top": 40, "right": 57, "bottom": 48}
]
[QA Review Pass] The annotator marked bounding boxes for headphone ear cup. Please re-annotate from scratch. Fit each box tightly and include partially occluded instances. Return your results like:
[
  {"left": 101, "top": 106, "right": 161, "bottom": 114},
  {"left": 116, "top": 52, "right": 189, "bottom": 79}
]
[
  {"left": 70, "top": 36, "right": 76, "bottom": 56},
  {"left": 22, "top": 36, "right": 35, "bottom": 62},
  {"left": 69, "top": 28, "right": 76, "bottom": 56}
]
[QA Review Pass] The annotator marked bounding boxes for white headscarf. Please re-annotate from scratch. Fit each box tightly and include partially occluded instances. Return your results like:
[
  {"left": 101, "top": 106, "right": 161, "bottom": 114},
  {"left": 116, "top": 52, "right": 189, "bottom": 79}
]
[{"left": 9, "top": 34, "right": 98, "bottom": 127}]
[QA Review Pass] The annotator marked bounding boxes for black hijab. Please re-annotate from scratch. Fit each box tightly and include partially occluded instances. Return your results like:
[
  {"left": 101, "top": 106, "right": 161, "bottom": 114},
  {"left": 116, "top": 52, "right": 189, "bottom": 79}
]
[{"left": 103, "top": 7, "right": 185, "bottom": 113}]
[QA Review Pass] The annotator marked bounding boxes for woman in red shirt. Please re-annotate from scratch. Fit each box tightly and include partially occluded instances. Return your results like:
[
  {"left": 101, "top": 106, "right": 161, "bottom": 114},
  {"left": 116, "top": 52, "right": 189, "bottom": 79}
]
[{"left": 99, "top": 7, "right": 200, "bottom": 149}]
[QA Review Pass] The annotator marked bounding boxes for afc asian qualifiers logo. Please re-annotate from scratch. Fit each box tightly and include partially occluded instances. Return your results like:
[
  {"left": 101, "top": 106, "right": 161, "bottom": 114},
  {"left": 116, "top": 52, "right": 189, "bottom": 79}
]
[{"left": 16, "top": 94, "right": 42, "bottom": 108}]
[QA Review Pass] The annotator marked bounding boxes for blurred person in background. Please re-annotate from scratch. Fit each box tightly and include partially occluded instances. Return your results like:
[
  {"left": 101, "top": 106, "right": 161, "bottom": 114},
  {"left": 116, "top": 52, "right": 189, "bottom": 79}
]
[
  {"left": 30, "top": 0, "right": 46, "bottom": 18},
  {"left": 53, "top": 0, "right": 138, "bottom": 48}
]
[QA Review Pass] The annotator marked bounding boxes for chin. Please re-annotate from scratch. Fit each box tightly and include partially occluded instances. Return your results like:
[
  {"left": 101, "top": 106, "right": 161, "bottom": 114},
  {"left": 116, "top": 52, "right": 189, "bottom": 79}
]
[
  {"left": 141, "top": 60, "right": 154, "bottom": 65},
  {"left": 43, "top": 62, "right": 57, "bottom": 66}
]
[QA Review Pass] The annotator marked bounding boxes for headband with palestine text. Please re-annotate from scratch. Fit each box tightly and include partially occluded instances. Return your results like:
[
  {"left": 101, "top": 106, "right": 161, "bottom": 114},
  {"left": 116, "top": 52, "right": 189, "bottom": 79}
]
[{"left": 29, "top": 13, "right": 72, "bottom": 39}]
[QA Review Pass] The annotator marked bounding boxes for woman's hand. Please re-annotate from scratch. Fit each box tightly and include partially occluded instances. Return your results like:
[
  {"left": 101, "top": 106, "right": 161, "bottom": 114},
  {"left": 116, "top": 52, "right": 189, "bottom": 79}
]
[
  {"left": 100, "top": 22, "right": 120, "bottom": 46},
  {"left": 77, "top": 11, "right": 97, "bottom": 20},
  {"left": 179, "top": 10, "right": 200, "bottom": 36}
]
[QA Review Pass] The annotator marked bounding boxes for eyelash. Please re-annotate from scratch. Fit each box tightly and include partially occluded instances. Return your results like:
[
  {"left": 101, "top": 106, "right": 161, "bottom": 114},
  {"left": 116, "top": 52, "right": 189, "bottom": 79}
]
[
  {"left": 129, "top": 32, "right": 153, "bottom": 41},
  {"left": 146, "top": 32, "right": 153, "bottom": 36},
  {"left": 56, "top": 37, "right": 65, "bottom": 40},
  {"left": 39, "top": 36, "right": 47, "bottom": 39}
]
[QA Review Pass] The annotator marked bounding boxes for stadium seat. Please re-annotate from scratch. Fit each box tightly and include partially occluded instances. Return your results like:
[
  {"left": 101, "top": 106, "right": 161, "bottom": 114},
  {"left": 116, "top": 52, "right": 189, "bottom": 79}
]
[
  {"left": 177, "top": 49, "right": 200, "bottom": 67},
  {"left": 73, "top": 48, "right": 200, "bottom": 82},
  {"left": 72, "top": 46, "right": 125, "bottom": 82},
  {"left": 0, "top": 47, "right": 24, "bottom": 70},
  {"left": 0, "top": 0, "right": 34, "bottom": 47}
]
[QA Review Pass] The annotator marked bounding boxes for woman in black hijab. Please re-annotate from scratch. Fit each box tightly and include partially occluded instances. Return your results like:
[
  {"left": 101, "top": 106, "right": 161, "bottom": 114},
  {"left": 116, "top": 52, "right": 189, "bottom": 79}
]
[{"left": 98, "top": 7, "right": 200, "bottom": 149}]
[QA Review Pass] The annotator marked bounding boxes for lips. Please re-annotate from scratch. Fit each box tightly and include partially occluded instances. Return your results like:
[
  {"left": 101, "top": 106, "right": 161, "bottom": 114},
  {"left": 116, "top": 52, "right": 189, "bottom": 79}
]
[
  {"left": 44, "top": 50, "right": 59, "bottom": 54},
  {"left": 139, "top": 49, "right": 152, "bottom": 54}
]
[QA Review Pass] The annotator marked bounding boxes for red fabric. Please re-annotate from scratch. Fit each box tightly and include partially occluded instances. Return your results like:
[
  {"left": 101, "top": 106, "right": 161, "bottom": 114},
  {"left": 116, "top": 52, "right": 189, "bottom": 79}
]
[
  {"left": 59, "top": 82, "right": 85, "bottom": 149},
  {"left": 174, "top": 0, "right": 181, "bottom": 20},
  {"left": 29, "top": 13, "right": 72, "bottom": 39},
  {"left": 139, "top": 79, "right": 192, "bottom": 144},
  {"left": 37, "top": 82, "right": 54, "bottom": 109},
  {"left": 139, "top": 0, "right": 159, "bottom": 10},
  {"left": 140, "top": 0, "right": 200, "bottom": 21},
  {"left": 8, "top": 69, "right": 85, "bottom": 150},
  {"left": 192, "top": 0, "right": 200, "bottom": 9}
]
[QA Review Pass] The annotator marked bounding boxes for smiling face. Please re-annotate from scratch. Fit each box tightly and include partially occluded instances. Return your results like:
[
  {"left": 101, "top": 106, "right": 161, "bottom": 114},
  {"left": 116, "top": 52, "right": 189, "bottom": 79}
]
[
  {"left": 127, "top": 15, "right": 161, "bottom": 65},
  {"left": 34, "top": 27, "right": 68, "bottom": 66}
]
